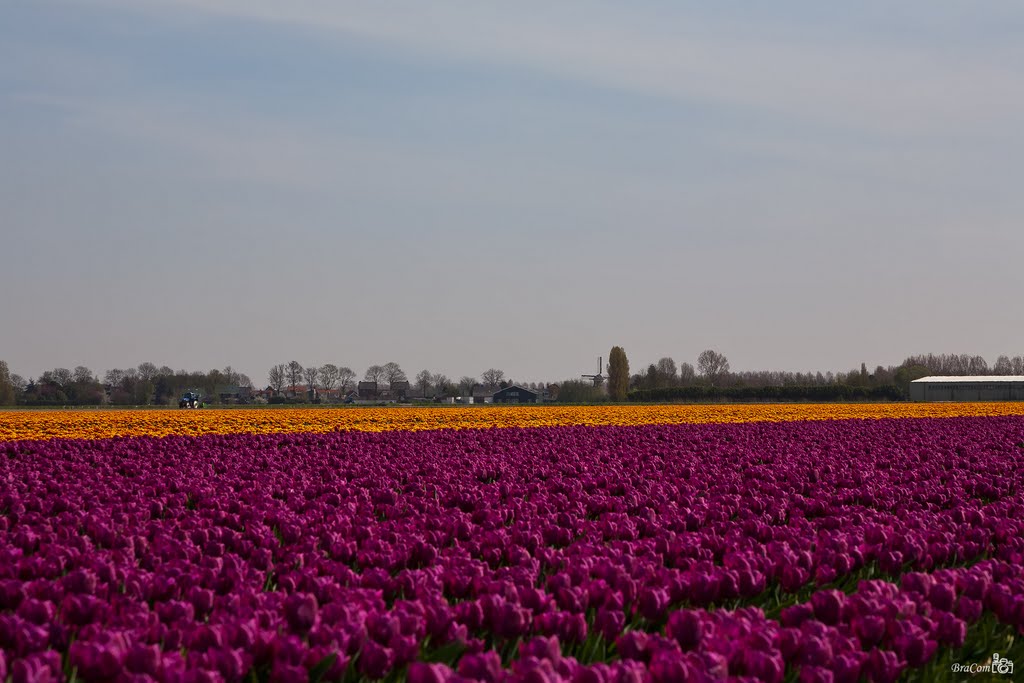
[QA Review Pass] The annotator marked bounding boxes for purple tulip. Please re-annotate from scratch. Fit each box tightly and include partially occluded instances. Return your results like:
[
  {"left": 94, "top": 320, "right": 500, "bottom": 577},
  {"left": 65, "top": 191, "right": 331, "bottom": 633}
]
[
  {"left": 357, "top": 639, "right": 394, "bottom": 679},
  {"left": 927, "top": 583, "right": 956, "bottom": 612},
  {"left": 955, "top": 595, "right": 983, "bottom": 623},
  {"left": 17, "top": 600, "right": 55, "bottom": 626},
  {"left": 811, "top": 590, "right": 844, "bottom": 625},
  {"left": 935, "top": 612, "right": 967, "bottom": 648},
  {"left": 637, "top": 588, "right": 670, "bottom": 621},
  {"left": 408, "top": 661, "right": 453, "bottom": 683},
  {"left": 458, "top": 651, "right": 503, "bottom": 682},
  {"left": 830, "top": 652, "right": 864, "bottom": 683},
  {"left": 63, "top": 569, "right": 98, "bottom": 596},
  {"left": 864, "top": 648, "right": 903, "bottom": 683},
  {"left": 777, "top": 627, "right": 803, "bottom": 663},
  {"left": 647, "top": 652, "right": 690, "bottom": 683},
  {"left": 781, "top": 603, "right": 815, "bottom": 628},
  {"left": 852, "top": 615, "right": 886, "bottom": 647},
  {"left": 69, "top": 639, "right": 126, "bottom": 681},
  {"left": 958, "top": 572, "right": 990, "bottom": 600},
  {"left": 665, "top": 610, "right": 703, "bottom": 650},
  {"left": 799, "top": 635, "right": 833, "bottom": 667},
  {"left": 800, "top": 666, "right": 834, "bottom": 683},
  {"left": 520, "top": 635, "right": 562, "bottom": 664},
  {"left": 0, "top": 580, "right": 26, "bottom": 611},
  {"left": 571, "top": 666, "right": 609, "bottom": 683},
  {"left": 284, "top": 593, "right": 318, "bottom": 634},
  {"left": 594, "top": 608, "right": 625, "bottom": 642},
  {"left": 742, "top": 650, "right": 784, "bottom": 683},
  {"left": 126, "top": 643, "right": 161, "bottom": 675},
  {"left": 10, "top": 651, "right": 61, "bottom": 683},
  {"left": 615, "top": 632, "right": 649, "bottom": 662}
]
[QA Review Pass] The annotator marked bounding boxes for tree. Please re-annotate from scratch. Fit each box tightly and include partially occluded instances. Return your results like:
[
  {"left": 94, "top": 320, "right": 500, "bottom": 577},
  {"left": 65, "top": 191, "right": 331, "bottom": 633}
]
[
  {"left": 679, "top": 362, "right": 695, "bottom": 385},
  {"left": 222, "top": 366, "right": 241, "bottom": 386},
  {"left": 268, "top": 365, "right": 286, "bottom": 395},
  {"left": 206, "top": 368, "right": 225, "bottom": 395},
  {"left": 481, "top": 368, "right": 505, "bottom": 390},
  {"left": 556, "top": 379, "right": 605, "bottom": 403},
  {"left": 286, "top": 361, "right": 303, "bottom": 390},
  {"left": 137, "top": 362, "right": 158, "bottom": 382},
  {"left": 994, "top": 355, "right": 1013, "bottom": 375},
  {"left": 73, "top": 366, "right": 95, "bottom": 384},
  {"left": 459, "top": 376, "right": 477, "bottom": 396},
  {"left": 319, "top": 364, "right": 341, "bottom": 393},
  {"left": 364, "top": 365, "right": 385, "bottom": 384},
  {"left": 50, "top": 368, "right": 73, "bottom": 387},
  {"left": 382, "top": 362, "right": 407, "bottom": 384},
  {"left": 132, "top": 379, "right": 154, "bottom": 405},
  {"left": 894, "top": 364, "right": 930, "bottom": 396},
  {"left": 415, "top": 369, "right": 433, "bottom": 398},
  {"left": 10, "top": 374, "right": 27, "bottom": 393},
  {"left": 432, "top": 373, "right": 451, "bottom": 395},
  {"left": 338, "top": 367, "right": 356, "bottom": 393},
  {"left": 104, "top": 369, "right": 126, "bottom": 388},
  {"left": 656, "top": 357, "right": 677, "bottom": 387},
  {"left": 0, "top": 361, "right": 14, "bottom": 406},
  {"left": 607, "top": 346, "right": 629, "bottom": 401},
  {"left": 697, "top": 349, "right": 730, "bottom": 385},
  {"left": 645, "top": 364, "right": 658, "bottom": 389},
  {"left": 303, "top": 366, "right": 319, "bottom": 398}
]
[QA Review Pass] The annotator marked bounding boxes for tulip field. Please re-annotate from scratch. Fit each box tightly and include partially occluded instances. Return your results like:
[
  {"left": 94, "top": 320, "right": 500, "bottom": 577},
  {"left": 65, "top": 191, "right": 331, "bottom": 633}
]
[{"left": 1, "top": 406, "right": 1023, "bottom": 682}]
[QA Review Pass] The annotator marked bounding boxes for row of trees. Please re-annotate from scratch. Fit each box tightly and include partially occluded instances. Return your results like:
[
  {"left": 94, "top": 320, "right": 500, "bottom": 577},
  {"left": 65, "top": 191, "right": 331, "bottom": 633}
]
[
  {"left": 621, "top": 350, "right": 1024, "bottom": 401},
  {"left": 627, "top": 352, "right": 1002, "bottom": 392},
  {"left": 4, "top": 351, "right": 1024, "bottom": 407},
  {"left": 903, "top": 353, "right": 1024, "bottom": 376},
  {"left": 264, "top": 362, "right": 521, "bottom": 400},
  {"left": 0, "top": 362, "right": 253, "bottom": 406}
]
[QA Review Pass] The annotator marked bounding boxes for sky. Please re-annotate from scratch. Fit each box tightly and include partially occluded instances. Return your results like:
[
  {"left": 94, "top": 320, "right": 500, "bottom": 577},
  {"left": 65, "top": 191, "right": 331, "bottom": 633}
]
[{"left": 2, "top": 1, "right": 1023, "bottom": 384}]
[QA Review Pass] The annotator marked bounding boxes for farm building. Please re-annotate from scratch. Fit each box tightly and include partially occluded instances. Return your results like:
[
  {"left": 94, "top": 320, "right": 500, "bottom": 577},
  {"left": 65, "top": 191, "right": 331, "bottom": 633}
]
[
  {"left": 910, "top": 376, "right": 1024, "bottom": 402},
  {"left": 390, "top": 381, "right": 411, "bottom": 400},
  {"left": 357, "top": 381, "right": 378, "bottom": 399},
  {"left": 492, "top": 385, "right": 541, "bottom": 404}
]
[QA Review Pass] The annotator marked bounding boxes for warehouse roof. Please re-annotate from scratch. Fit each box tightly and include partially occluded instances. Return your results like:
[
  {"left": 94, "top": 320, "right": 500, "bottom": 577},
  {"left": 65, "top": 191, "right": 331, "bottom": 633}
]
[{"left": 911, "top": 376, "right": 1024, "bottom": 383}]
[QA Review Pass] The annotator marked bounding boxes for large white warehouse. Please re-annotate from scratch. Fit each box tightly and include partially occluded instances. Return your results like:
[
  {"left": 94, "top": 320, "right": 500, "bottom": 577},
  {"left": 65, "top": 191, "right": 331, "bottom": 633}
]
[{"left": 910, "top": 376, "right": 1024, "bottom": 402}]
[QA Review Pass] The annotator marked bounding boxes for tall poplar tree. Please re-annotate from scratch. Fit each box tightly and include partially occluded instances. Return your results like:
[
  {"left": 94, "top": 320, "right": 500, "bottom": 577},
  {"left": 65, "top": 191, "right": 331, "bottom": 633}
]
[
  {"left": 0, "top": 360, "right": 15, "bottom": 406},
  {"left": 607, "top": 346, "right": 629, "bottom": 401}
]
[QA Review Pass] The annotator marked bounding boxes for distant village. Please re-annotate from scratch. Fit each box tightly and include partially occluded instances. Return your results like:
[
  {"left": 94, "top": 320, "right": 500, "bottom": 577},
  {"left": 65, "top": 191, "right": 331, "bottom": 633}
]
[{"left": 250, "top": 381, "right": 551, "bottom": 405}]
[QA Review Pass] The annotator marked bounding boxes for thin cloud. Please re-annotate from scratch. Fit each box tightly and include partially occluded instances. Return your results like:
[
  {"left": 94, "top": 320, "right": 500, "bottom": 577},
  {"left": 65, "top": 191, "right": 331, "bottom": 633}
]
[{"left": 91, "top": 0, "right": 1024, "bottom": 137}]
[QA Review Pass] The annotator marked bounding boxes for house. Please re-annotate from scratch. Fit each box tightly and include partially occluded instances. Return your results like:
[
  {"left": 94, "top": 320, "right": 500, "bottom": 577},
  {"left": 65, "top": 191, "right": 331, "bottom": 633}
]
[
  {"left": 217, "top": 385, "right": 252, "bottom": 404},
  {"left": 317, "top": 388, "right": 344, "bottom": 402},
  {"left": 390, "top": 381, "right": 411, "bottom": 400},
  {"left": 492, "top": 384, "right": 541, "bottom": 404},
  {"left": 358, "top": 381, "right": 378, "bottom": 399},
  {"left": 254, "top": 387, "right": 276, "bottom": 401},
  {"left": 283, "top": 384, "right": 316, "bottom": 401}
]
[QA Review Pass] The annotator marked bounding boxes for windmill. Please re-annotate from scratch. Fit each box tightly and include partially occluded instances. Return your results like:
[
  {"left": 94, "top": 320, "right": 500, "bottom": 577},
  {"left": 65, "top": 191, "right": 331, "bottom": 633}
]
[{"left": 582, "top": 357, "right": 605, "bottom": 387}]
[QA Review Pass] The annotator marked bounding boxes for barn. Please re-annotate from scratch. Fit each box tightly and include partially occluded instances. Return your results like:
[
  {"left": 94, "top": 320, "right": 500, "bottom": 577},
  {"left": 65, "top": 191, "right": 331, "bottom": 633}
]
[
  {"left": 909, "top": 376, "right": 1024, "bottom": 402},
  {"left": 492, "top": 385, "right": 541, "bottom": 404}
]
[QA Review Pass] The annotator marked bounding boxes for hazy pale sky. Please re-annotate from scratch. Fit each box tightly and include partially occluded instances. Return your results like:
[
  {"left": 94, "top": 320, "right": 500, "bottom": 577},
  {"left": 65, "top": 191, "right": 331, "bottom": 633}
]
[{"left": 3, "top": 1, "right": 1023, "bottom": 384}]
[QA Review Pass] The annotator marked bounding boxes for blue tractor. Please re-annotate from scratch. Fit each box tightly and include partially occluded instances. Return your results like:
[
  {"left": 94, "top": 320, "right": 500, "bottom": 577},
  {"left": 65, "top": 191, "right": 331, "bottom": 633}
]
[{"left": 179, "top": 391, "right": 203, "bottom": 409}]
